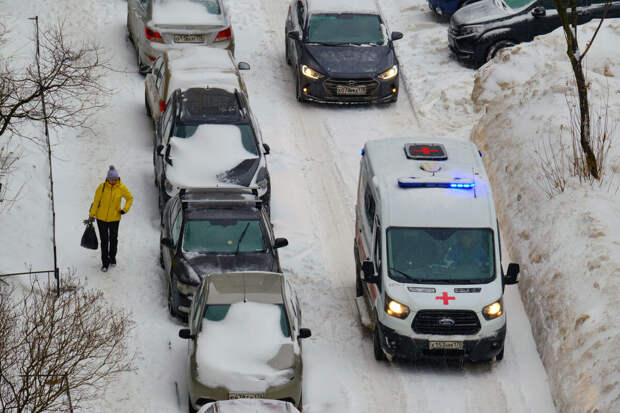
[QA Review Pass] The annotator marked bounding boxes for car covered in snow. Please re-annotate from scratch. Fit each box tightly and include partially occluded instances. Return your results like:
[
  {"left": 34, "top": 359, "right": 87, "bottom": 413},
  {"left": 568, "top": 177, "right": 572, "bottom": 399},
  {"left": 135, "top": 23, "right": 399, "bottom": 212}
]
[
  {"left": 198, "top": 399, "right": 301, "bottom": 413},
  {"left": 179, "top": 271, "right": 311, "bottom": 413},
  {"left": 153, "top": 87, "right": 271, "bottom": 210},
  {"left": 127, "top": 0, "right": 234, "bottom": 74},
  {"left": 448, "top": 0, "right": 620, "bottom": 67},
  {"left": 145, "top": 47, "right": 250, "bottom": 124},
  {"left": 160, "top": 188, "right": 288, "bottom": 320},
  {"left": 354, "top": 137, "right": 520, "bottom": 362},
  {"left": 284, "top": 0, "right": 403, "bottom": 104}
]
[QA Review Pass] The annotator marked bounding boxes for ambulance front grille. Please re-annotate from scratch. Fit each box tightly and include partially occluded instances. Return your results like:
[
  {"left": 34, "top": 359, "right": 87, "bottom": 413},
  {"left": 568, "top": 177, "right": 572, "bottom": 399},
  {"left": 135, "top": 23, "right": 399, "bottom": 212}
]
[{"left": 412, "top": 310, "right": 481, "bottom": 335}]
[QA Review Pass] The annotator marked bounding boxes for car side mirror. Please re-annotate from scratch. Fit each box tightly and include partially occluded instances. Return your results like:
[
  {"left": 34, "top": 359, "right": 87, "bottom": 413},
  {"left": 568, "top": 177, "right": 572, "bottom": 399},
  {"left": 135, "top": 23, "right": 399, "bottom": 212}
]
[
  {"left": 238, "top": 61, "right": 251, "bottom": 70},
  {"left": 532, "top": 6, "right": 546, "bottom": 17},
  {"left": 263, "top": 143, "right": 270, "bottom": 155},
  {"left": 362, "top": 260, "right": 380, "bottom": 284},
  {"left": 298, "top": 328, "right": 312, "bottom": 339},
  {"left": 504, "top": 263, "right": 520, "bottom": 285},
  {"left": 157, "top": 144, "right": 164, "bottom": 156},
  {"left": 274, "top": 238, "right": 289, "bottom": 249},
  {"left": 178, "top": 329, "right": 194, "bottom": 340},
  {"left": 161, "top": 237, "right": 174, "bottom": 248},
  {"left": 287, "top": 30, "right": 301, "bottom": 40},
  {"left": 391, "top": 31, "right": 403, "bottom": 41}
]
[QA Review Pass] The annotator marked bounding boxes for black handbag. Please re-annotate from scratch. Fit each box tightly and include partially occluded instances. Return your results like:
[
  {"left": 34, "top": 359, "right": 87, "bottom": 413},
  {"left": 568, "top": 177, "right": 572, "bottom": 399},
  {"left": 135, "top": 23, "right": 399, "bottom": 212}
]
[{"left": 81, "top": 222, "right": 98, "bottom": 250}]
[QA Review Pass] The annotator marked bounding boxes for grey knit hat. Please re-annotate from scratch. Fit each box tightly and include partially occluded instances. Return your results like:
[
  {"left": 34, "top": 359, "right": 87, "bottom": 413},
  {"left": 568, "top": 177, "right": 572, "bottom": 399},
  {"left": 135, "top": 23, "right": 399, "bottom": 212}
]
[{"left": 106, "top": 165, "right": 120, "bottom": 180}]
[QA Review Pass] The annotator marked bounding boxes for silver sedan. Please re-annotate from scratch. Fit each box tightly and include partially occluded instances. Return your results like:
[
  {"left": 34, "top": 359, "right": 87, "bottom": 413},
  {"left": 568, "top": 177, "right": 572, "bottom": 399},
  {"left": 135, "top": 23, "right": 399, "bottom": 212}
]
[{"left": 127, "top": 0, "right": 235, "bottom": 74}]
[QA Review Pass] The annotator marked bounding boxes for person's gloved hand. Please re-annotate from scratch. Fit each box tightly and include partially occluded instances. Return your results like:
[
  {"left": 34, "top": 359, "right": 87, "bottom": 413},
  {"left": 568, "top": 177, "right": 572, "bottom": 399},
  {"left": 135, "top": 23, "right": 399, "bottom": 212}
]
[
  {"left": 83, "top": 217, "right": 95, "bottom": 225},
  {"left": 120, "top": 210, "right": 125, "bottom": 215}
]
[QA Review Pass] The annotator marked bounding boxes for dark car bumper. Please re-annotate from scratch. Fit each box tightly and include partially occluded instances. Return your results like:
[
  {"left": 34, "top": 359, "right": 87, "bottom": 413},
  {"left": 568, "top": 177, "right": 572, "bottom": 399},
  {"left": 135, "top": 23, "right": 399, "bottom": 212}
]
[
  {"left": 448, "top": 28, "right": 483, "bottom": 66},
  {"left": 299, "top": 75, "right": 399, "bottom": 104},
  {"left": 376, "top": 321, "right": 506, "bottom": 361}
]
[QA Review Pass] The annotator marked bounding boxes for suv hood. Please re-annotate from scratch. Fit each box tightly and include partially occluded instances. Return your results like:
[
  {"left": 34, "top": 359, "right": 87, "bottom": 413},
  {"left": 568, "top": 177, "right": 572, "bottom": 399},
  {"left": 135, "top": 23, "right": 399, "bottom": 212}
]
[
  {"left": 451, "top": 0, "right": 511, "bottom": 26},
  {"left": 303, "top": 44, "right": 394, "bottom": 77}
]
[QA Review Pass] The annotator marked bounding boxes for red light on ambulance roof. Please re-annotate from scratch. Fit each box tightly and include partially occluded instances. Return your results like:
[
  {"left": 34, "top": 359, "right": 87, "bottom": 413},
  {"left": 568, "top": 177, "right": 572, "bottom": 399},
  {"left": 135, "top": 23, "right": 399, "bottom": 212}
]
[
  {"left": 159, "top": 100, "right": 166, "bottom": 113},
  {"left": 215, "top": 27, "right": 231, "bottom": 42},
  {"left": 145, "top": 27, "right": 163, "bottom": 42}
]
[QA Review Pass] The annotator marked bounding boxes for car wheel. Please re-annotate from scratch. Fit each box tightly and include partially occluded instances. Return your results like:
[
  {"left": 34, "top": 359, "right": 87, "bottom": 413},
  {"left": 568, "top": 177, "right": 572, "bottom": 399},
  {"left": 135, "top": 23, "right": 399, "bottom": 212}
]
[
  {"left": 373, "top": 326, "right": 387, "bottom": 361},
  {"left": 159, "top": 244, "right": 164, "bottom": 269},
  {"left": 486, "top": 40, "right": 515, "bottom": 62},
  {"left": 145, "top": 91, "right": 152, "bottom": 117},
  {"left": 285, "top": 39, "right": 292, "bottom": 66},
  {"left": 137, "top": 48, "right": 149, "bottom": 75},
  {"left": 495, "top": 347, "right": 504, "bottom": 361},
  {"left": 158, "top": 183, "right": 168, "bottom": 213},
  {"left": 167, "top": 278, "right": 176, "bottom": 317},
  {"left": 356, "top": 268, "right": 364, "bottom": 297},
  {"left": 295, "top": 70, "right": 304, "bottom": 103}
]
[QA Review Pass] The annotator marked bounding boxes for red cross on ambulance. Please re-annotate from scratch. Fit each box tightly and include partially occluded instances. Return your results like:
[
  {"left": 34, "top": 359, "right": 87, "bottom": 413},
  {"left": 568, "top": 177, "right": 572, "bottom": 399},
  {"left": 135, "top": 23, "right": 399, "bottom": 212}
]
[{"left": 436, "top": 291, "right": 455, "bottom": 305}]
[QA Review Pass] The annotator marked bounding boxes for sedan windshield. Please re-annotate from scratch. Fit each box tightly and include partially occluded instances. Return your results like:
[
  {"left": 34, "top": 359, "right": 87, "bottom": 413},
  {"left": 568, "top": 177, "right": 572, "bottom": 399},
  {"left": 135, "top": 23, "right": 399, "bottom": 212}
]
[
  {"left": 182, "top": 219, "right": 267, "bottom": 253},
  {"left": 307, "top": 13, "right": 384, "bottom": 45},
  {"left": 386, "top": 228, "right": 495, "bottom": 284}
]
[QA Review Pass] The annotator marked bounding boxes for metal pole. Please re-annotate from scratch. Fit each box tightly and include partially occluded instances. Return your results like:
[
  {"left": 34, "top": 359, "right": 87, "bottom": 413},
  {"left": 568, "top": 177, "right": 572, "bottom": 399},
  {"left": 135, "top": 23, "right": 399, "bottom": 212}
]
[
  {"left": 29, "top": 16, "right": 60, "bottom": 296},
  {"left": 64, "top": 374, "right": 74, "bottom": 413}
]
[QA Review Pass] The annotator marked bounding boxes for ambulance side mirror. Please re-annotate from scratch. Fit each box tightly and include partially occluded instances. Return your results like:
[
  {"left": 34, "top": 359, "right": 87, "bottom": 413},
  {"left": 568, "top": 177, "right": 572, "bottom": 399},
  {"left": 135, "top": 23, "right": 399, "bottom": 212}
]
[
  {"left": 362, "top": 260, "right": 379, "bottom": 284},
  {"left": 503, "top": 263, "right": 520, "bottom": 285}
]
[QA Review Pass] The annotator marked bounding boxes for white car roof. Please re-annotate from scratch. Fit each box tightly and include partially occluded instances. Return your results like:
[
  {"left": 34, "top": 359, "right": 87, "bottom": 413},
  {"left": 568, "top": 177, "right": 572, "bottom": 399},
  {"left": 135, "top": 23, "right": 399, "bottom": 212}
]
[
  {"left": 364, "top": 137, "right": 496, "bottom": 229},
  {"left": 169, "top": 71, "right": 239, "bottom": 96},
  {"left": 167, "top": 47, "right": 235, "bottom": 72},
  {"left": 307, "top": 0, "right": 380, "bottom": 15}
]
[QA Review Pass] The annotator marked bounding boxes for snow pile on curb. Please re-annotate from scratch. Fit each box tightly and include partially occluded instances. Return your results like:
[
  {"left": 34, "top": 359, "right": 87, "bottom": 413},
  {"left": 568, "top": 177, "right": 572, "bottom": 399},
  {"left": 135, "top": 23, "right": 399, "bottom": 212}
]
[{"left": 471, "top": 21, "right": 620, "bottom": 413}]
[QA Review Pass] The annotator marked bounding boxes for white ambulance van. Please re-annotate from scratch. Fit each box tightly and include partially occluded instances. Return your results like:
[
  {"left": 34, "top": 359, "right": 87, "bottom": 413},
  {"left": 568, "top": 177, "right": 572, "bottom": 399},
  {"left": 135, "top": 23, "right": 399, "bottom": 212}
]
[{"left": 354, "top": 137, "right": 520, "bottom": 362}]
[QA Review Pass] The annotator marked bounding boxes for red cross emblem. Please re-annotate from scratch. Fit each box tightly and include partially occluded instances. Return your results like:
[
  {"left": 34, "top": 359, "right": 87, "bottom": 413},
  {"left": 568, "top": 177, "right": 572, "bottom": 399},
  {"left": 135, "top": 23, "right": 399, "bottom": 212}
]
[
  {"left": 414, "top": 146, "right": 438, "bottom": 155},
  {"left": 436, "top": 292, "right": 455, "bottom": 305}
]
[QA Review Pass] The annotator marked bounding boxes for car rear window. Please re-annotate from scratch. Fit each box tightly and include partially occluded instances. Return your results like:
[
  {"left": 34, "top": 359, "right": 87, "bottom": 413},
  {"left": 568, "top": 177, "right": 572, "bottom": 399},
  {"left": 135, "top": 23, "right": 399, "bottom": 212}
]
[
  {"left": 203, "top": 304, "right": 291, "bottom": 337},
  {"left": 307, "top": 13, "right": 384, "bottom": 45},
  {"left": 183, "top": 219, "right": 267, "bottom": 253},
  {"left": 173, "top": 123, "right": 259, "bottom": 156}
]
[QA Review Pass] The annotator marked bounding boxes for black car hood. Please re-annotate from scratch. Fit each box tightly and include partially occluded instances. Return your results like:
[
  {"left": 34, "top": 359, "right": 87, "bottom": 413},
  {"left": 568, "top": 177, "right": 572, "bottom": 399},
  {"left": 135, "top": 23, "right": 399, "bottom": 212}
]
[
  {"left": 216, "top": 158, "right": 260, "bottom": 187},
  {"left": 303, "top": 44, "right": 394, "bottom": 77},
  {"left": 451, "top": 0, "right": 512, "bottom": 26},
  {"left": 184, "top": 252, "right": 279, "bottom": 279}
]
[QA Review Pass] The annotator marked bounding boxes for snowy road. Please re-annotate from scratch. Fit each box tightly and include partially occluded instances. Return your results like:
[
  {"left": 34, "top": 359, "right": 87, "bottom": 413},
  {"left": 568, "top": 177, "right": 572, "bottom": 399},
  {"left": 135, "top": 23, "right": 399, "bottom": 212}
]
[{"left": 1, "top": 0, "right": 556, "bottom": 412}]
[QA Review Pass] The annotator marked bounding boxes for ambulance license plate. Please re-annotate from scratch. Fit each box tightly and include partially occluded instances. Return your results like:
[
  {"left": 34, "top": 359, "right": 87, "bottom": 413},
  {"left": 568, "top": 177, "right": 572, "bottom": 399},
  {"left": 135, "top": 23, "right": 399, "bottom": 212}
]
[
  {"left": 229, "top": 392, "right": 264, "bottom": 399},
  {"left": 428, "top": 341, "right": 463, "bottom": 350}
]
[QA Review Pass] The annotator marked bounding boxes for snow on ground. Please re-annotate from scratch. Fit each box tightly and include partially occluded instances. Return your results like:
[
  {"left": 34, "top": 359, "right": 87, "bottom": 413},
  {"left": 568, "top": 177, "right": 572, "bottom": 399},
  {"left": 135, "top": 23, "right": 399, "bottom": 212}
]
[
  {"left": 0, "top": 0, "right": 578, "bottom": 412},
  {"left": 471, "top": 21, "right": 620, "bottom": 413}
]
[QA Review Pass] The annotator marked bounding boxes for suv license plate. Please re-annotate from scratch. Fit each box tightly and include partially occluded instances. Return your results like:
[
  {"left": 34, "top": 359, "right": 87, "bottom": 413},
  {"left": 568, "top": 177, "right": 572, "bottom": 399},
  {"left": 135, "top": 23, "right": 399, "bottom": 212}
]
[
  {"left": 229, "top": 393, "right": 264, "bottom": 399},
  {"left": 428, "top": 341, "right": 463, "bottom": 350},
  {"left": 336, "top": 85, "right": 366, "bottom": 95},
  {"left": 174, "top": 34, "right": 204, "bottom": 43}
]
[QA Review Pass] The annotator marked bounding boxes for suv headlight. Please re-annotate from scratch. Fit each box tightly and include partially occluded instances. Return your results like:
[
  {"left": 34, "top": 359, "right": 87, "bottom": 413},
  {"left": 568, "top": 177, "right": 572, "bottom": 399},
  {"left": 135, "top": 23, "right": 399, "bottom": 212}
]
[
  {"left": 301, "top": 64, "right": 324, "bottom": 80},
  {"left": 384, "top": 294, "right": 410, "bottom": 319},
  {"left": 378, "top": 65, "right": 398, "bottom": 80},
  {"left": 482, "top": 299, "right": 503, "bottom": 320}
]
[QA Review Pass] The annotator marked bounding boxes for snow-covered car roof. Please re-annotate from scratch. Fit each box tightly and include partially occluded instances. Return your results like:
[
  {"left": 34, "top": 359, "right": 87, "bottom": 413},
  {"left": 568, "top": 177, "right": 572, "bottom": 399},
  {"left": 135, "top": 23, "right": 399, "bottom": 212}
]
[
  {"left": 167, "top": 47, "right": 235, "bottom": 73},
  {"left": 364, "top": 137, "right": 496, "bottom": 230},
  {"left": 198, "top": 399, "right": 300, "bottom": 413},
  {"left": 308, "top": 0, "right": 381, "bottom": 15},
  {"left": 151, "top": 0, "right": 225, "bottom": 27}
]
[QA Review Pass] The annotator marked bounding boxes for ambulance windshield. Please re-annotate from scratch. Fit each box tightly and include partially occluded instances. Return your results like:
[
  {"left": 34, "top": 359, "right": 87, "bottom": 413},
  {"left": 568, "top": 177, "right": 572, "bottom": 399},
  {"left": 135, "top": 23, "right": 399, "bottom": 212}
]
[{"left": 386, "top": 228, "right": 495, "bottom": 284}]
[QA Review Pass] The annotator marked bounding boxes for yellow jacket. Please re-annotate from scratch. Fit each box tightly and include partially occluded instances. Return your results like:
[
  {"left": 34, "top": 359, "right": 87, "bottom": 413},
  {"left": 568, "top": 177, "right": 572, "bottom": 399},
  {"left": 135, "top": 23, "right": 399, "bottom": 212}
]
[{"left": 89, "top": 180, "right": 133, "bottom": 222}]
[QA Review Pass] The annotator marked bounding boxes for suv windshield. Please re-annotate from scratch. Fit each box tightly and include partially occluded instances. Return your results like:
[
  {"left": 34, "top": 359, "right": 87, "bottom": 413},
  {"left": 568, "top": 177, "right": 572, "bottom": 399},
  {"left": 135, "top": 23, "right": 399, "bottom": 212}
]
[
  {"left": 307, "top": 14, "right": 384, "bottom": 45},
  {"left": 173, "top": 123, "right": 259, "bottom": 156},
  {"left": 183, "top": 219, "right": 267, "bottom": 253},
  {"left": 386, "top": 228, "right": 495, "bottom": 284},
  {"left": 502, "top": 0, "right": 534, "bottom": 9}
]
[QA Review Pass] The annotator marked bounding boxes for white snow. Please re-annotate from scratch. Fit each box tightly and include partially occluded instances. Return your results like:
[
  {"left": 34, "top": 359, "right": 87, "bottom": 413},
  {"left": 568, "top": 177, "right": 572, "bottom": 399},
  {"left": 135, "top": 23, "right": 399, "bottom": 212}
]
[
  {"left": 166, "top": 124, "right": 258, "bottom": 188},
  {"left": 196, "top": 301, "right": 295, "bottom": 393},
  {"left": 198, "top": 399, "right": 300, "bottom": 413},
  {"left": 152, "top": 0, "right": 223, "bottom": 26},
  {"left": 167, "top": 47, "right": 236, "bottom": 72},
  {"left": 308, "top": 0, "right": 380, "bottom": 15}
]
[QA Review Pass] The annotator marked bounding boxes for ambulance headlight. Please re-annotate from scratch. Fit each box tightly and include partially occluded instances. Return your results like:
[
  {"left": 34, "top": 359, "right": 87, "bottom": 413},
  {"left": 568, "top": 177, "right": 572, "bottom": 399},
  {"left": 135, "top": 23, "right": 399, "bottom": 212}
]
[
  {"left": 385, "top": 294, "right": 410, "bottom": 319},
  {"left": 482, "top": 299, "right": 503, "bottom": 320}
]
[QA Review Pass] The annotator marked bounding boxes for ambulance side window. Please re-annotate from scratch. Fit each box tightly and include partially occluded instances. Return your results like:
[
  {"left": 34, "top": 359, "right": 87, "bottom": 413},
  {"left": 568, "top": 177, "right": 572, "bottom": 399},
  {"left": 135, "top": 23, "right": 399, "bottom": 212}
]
[{"left": 364, "top": 186, "right": 375, "bottom": 228}]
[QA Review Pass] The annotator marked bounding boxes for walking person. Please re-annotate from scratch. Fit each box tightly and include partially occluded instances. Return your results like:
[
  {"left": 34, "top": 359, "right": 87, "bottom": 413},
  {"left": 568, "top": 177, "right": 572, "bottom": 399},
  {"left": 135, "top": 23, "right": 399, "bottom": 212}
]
[{"left": 88, "top": 165, "right": 133, "bottom": 272}]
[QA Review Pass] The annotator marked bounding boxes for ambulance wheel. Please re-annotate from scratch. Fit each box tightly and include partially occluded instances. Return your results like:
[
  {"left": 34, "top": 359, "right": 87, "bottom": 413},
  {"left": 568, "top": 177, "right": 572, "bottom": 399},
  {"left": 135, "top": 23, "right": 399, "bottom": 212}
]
[{"left": 373, "top": 326, "right": 386, "bottom": 361}]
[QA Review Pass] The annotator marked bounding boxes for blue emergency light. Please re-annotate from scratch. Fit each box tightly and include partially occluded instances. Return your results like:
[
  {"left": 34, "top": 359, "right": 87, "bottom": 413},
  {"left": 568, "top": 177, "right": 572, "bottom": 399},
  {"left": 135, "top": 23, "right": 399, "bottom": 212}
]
[{"left": 398, "top": 177, "right": 475, "bottom": 189}]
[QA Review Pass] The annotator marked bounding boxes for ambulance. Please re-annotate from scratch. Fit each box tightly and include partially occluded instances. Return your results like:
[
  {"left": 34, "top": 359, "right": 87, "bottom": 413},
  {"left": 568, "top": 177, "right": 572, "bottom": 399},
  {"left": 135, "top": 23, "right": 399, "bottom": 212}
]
[{"left": 354, "top": 137, "right": 520, "bottom": 362}]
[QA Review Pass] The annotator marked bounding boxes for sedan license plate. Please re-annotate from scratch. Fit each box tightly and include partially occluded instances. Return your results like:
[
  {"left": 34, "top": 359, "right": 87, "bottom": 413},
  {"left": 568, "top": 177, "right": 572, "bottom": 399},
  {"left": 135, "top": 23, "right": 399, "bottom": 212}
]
[
  {"left": 174, "top": 34, "right": 204, "bottom": 43},
  {"left": 336, "top": 85, "right": 366, "bottom": 96},
  {"left": 229, "top": 392, "right": 264, "bottom": 399},
  {"left": 428, "top": 341, "right": 463, "bottom": 350}
]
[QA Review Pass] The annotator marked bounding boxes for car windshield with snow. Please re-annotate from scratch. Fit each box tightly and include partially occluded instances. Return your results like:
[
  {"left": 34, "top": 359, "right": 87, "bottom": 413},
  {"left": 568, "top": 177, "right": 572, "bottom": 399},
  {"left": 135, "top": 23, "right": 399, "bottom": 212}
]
[
  {"left": 448, "top": 0, "right": 620, "bottom": 67},
  {"left": 154, "top": 87, "right": 271, "bottom": 211},
  {"left": 179, "top": 272, "right": 311, "bottom": 413},
  {"left": 127, "top": 0, "right": 234, "bottom": 74},
  {"left": 284, "top": 0, "right": 403, "bottom": 104},
  {"left": 160, "top": 189, "right": 288, "bottom": 320}
]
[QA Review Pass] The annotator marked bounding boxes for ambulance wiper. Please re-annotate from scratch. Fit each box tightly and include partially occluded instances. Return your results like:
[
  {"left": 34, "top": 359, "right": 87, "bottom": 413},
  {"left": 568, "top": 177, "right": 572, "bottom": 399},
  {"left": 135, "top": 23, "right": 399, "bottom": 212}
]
[{"left": 388, "top": 267, "right": 422, "bottom": 283}]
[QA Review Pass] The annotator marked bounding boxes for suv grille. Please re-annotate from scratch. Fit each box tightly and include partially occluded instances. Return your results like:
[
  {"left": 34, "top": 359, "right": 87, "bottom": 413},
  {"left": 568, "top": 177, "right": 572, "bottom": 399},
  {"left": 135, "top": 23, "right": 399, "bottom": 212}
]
[
  {"left": 323, "top": 78, "right": 379, "bottom": 96},
  {"left": 412, "top": 310, "right": 481, "bottom": 335}
]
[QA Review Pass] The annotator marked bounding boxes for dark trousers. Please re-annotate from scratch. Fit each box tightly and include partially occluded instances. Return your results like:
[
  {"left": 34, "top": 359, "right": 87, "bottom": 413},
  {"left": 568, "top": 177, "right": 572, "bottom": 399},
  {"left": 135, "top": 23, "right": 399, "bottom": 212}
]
[{"left": 97, "top": 220, "right": 120, "bottom": 267}]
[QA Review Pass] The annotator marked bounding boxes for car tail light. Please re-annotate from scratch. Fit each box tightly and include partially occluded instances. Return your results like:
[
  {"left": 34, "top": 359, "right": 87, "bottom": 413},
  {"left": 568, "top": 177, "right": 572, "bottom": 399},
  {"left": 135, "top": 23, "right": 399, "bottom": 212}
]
[
  {"left": 159, "top": 100, "right": 166, "bottom": 113},
  {"left": 215, "top": 27, "right": 231, "bottom": 42},
  {"left": 145, "top": 27, "right": 163, "bottom": 43}
]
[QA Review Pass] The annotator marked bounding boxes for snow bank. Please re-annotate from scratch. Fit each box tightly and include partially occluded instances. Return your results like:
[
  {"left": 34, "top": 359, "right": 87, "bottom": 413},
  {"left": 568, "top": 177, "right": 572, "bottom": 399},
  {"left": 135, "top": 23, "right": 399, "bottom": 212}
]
[
  {"left": 471, "top": 21, "right": 620, "bottom": 413},
  {"left": 196, "top": 301, "right": 294, "bottom": 393}
]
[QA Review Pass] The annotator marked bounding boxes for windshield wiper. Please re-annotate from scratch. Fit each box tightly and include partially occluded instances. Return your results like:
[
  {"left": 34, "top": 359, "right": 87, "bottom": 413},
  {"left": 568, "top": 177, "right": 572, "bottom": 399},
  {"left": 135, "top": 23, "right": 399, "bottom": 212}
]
[
  {"left": 389, "top": 267, "right": 424, "bottom": 283},
  {"left": 234, "top": 222, "right": 251, "bottom": 254}
]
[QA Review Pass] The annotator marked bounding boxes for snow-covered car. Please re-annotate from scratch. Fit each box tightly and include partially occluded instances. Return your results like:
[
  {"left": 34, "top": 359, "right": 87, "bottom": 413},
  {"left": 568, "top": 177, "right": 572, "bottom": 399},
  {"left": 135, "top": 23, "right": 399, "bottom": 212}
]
[
  {"left": 127, "top": 0, "right": 234, "bottom": 74},
  {"left": 179, "top": 272, "right": 311, "bottom": 413},
  {"left": 160, "top": 188, "right": 288, "bottom": 320},
  {"left": 284, "top": 0, "right": 403, "bottom": 104},
  {"left": 354, "top": 137, "right": 520, "bottom": 362},
  {"left": 198, "top": 398, "right": 301, "bottom": 413},
  {"left": 153, "top": 87, "right": 271, "bottom": 210},
  {"left": 145, "top": 48, "right": 250, "bottom": 124}
]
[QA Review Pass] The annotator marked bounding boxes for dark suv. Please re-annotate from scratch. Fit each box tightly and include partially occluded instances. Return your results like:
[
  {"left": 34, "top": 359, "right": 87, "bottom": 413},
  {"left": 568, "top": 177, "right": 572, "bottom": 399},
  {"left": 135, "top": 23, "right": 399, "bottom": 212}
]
[
  {"left": 449, "top": 0, "right": 620, "bottom": 67},
  {"left": 159, "top": 188, "right": 288, "bottom": 320},
  {"left": 154, "top": 87, "right": 271, "bottom": 212}
]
